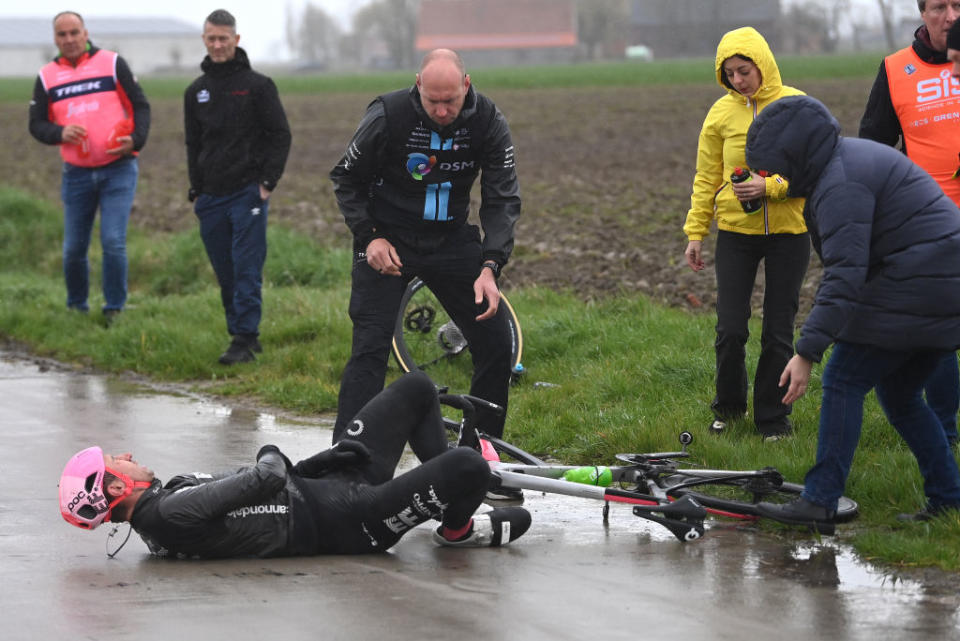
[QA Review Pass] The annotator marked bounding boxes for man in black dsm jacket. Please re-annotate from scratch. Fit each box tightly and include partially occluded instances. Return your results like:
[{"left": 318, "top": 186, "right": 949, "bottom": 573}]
[
  {"left": 58, "top": 371, "right": 532, "bottom": 558},
  {"left": 329, "top": 49, "right": 522, "bottom": 474},
  {"left": 184, "top": 9, "right": 291, "bottom": 366}
]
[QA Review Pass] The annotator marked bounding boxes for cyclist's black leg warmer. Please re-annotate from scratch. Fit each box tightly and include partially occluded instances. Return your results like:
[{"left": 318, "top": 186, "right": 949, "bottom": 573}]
[
  {"left": 333, "top": 259, "right": 409, "bottom": 441},
  {"left": 336, "top": 370, "right": 449, "bottom": 485},
  {"left": 301, "top": 447, "right": 490, "bottom": 553}
]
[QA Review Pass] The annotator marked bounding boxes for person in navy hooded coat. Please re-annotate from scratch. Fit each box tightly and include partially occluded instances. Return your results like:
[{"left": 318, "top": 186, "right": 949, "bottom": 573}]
[{"left": 744, "top": 95, "right": 960, "bottom": 531}]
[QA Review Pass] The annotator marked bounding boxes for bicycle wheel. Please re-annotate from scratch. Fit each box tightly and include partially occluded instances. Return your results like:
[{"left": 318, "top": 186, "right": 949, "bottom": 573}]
[
  {"left": 391, "top": 277, "right": 523, "bottom": 379},
  {"left": 659, "top": 471, "right": 859, "bottom": 522}
]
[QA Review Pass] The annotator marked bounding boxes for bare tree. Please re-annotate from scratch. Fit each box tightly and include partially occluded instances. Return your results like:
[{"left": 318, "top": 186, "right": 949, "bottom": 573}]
[
  {"left": 875, "top": 0, "right": 898, "bottom": 49},
  {"left": 286, "top": 2, "right": 342, "bottom": 67},
  {"left": 576, "top": 0, "right": 629, "bottom": 61},
  {"left": 349, "top": 0, "right": 420, "bottom": 70}
]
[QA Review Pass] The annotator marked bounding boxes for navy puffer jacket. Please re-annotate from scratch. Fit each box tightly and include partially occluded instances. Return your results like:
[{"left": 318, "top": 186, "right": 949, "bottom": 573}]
[{"left": 746, "top": 95, "right": 960, "bottom": 362}]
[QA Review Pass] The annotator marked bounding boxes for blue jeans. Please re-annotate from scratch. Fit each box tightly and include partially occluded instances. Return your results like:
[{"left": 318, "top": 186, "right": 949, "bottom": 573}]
[
  {"left": 923, "top": 351, "right": 959, "bottom": 443},
  {"left": 61, "top": 157, "right": 138, "bottom": 312},
  {"left": 803, "top": 341, "right": 960, "bottom": 512},
  {"left": 194, "top": 183, "right": 268, "bottom": 337}
]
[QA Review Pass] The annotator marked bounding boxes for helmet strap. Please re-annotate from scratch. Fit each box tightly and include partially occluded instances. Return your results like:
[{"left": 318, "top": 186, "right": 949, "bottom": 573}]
[{"left": 103, "top": 466, "right": 152, "bottom": 522}]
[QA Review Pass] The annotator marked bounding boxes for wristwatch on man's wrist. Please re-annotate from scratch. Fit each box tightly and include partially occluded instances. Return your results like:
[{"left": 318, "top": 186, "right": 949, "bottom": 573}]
[{"left": 482, "top": 260, "right": 501, "bottom": 279}]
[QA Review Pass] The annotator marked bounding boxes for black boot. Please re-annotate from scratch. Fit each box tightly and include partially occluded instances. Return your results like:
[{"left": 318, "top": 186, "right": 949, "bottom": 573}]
[
  {"left": 218, "top": 335, "right": 256, "bottom": 365},
  {"left": 756, "top": 497, "right": 837, "bottom": 535}
]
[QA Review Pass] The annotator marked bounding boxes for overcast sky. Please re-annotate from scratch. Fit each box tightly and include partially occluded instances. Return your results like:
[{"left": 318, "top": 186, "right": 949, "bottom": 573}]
[
  {"left": 4, "top": 0, "right": 922, "bottom": 63},
  {"left": 2, "top": 1, "right": 359, "bottom": 61}
]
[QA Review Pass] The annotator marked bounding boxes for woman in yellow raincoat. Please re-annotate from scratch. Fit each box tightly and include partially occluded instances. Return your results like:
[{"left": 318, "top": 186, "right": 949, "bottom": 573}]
[{"left": 683, "top": 27, "right": 810, "bottom": 440}]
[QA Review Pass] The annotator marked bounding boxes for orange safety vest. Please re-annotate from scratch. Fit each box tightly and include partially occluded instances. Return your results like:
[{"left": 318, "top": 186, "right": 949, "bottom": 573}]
[
  {"left": 39, "top": 49, "right": 134, "bottom": 168},
  {"left": 885, "top": 47, "right": 960, "bottom": 206}
]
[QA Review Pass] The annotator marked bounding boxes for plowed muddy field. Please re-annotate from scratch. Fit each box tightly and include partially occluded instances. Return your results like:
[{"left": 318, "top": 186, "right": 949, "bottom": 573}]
[{"left": 4, "top": 77, "right": 876, "bottom": 316}]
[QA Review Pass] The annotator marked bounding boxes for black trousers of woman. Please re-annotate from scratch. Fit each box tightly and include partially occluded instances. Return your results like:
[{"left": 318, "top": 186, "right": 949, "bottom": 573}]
[
  {"left": 300, "top": 370, "right": 490, "bottom": 554},
  {"left": 712, "top": 230, "right": 811, "bottom": 436}
]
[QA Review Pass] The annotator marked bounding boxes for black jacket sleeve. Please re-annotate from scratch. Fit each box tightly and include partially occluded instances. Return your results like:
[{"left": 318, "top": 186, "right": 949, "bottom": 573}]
[
  {"left": 858, "top": 60, "right": 902, "bottom": 149},
  {"left": 253, "top": 77, "right": 291, "bottom": 190},
  {"left": 796, "top": 183, "right": 876, "bottom": 363},
  {"left": 477, "top": 106, "right": 521, "bottom": 266},
  {"left": 28, "top": 75, "right": 61, "bottom": 145},
  {"left": 183, "top": 82, "right": 202, "bottom": 193},
  {"left": 329, "top": 100, "right": 389, "bottom": 250},
  {"left": 116, "top": 55, "right": 151, "bottom": 151},
  {"left": 155, "top": 451, "right": 288, "bottom": 525}
]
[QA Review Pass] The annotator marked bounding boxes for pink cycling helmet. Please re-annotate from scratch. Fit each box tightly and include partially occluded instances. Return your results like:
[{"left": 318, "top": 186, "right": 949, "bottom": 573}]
[{"left": 59, "top": 446, "right": 115, "bottom": 530}]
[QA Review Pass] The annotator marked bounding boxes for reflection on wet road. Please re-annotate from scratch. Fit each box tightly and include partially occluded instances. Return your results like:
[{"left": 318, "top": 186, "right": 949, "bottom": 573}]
[{"left": 1, "top": 354, "right": 957, "bottom": 640}]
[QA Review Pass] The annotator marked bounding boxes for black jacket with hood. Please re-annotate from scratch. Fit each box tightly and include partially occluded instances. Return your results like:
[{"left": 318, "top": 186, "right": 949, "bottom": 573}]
[
  {"left": 184, "top": 47, "right": 291, "bottom": 196},
  {"left": 746, "top": 95, "right": 960, "bottom": 363}
]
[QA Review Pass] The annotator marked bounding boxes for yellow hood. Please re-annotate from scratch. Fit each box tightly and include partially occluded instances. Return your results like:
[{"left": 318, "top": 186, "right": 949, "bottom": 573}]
[{"left": 714, "top": 27, "right": 782, "bottom": 103}]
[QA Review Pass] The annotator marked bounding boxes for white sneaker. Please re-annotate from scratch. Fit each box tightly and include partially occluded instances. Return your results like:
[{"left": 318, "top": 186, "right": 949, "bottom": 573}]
[
  {"left": 709, "top": 419, "right": 726, "bottom": 434},
  {"left": 432, "top": 507, "right": 532, "bottom": 548}
]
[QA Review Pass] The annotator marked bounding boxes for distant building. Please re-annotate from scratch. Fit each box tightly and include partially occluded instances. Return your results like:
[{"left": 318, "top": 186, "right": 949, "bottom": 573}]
[
  {"left": 629, "top": 0, "right": 780, "bottom": 59},
  {"left": 415, "top": 0, "right": 578, "bottom": 66},
  {"left": 0, "top": 17, "right": 202, "bottom": 77}
]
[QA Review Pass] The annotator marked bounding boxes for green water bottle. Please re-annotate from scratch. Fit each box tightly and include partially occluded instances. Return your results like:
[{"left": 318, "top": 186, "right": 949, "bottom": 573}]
[{"left": 562, "top": 466, "right": 612, "bottom": 487}]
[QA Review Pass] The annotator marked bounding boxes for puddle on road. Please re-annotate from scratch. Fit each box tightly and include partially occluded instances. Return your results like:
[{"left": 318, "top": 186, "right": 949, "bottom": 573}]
[{"left": 3, "top": 352, "right": 958, "bottom": 639}]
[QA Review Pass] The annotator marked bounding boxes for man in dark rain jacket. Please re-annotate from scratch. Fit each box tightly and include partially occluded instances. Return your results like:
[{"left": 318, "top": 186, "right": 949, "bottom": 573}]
[
  {"left": 329, "top": 49, "right": 521, "bottom": 503},
  {"left": 745, "top": 95, "right": 960, "bottom": 532},
  {"left": 184, "top": 9, "right": 291, "bottom": 365}
]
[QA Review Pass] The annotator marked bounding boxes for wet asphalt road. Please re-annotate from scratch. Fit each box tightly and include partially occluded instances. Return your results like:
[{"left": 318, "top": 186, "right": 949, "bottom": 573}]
[{"left": 1, "top": 354, "right": 958, "bottom": 641}]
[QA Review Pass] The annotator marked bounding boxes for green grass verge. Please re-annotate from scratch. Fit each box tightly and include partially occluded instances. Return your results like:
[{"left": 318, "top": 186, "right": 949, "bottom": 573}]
[
  {"left": 1, "top": 52, "right": 887, "bottom": 103},
  {"left": 1, "top": 185, "right": 957, "bottom": 573}
]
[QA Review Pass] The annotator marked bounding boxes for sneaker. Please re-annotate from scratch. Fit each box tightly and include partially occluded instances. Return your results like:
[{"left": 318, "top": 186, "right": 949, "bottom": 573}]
[
  {"left": 103, "top": 309, "right": 121, "bottom": 327},
  {"left": 484, "top": 486, "right": 525, "bottom": 504},
  {"left": 709, "top": 419, "right": 726, "bottom": 434},
  {"left": 896, "top": 504, "right": 960, "bottom": 522},
  {"left": 756, "top": 497, "right": 837, "bottom": 535},
  {"left": 432, "top": 507, "right": 532, "bottom": 547},
  {"left": 218, "top": 336, "right": 256, "bottom": 365},
  {"left": 249, "top": 337, "right": 263, "bottom": 353},
  {"left": 759, "top": 420, "right": 793, "bottom": 442},
  {"left": 896, "top": 509, "right": 936, "bottom": 522}
]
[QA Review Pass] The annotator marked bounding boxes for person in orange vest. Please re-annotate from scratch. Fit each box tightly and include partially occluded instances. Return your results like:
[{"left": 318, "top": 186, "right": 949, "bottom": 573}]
[
  {"left": 859, "top": 0, "right": 960, "bottom": 447},
  {"left": 28, "top": 11, "right": 150, "bottom": 323}
]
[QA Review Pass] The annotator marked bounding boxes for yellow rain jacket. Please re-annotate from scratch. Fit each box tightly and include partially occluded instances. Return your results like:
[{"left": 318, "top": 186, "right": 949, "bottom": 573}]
[{"left": 683, "top": 27, "right": 806, "bottom": 240}]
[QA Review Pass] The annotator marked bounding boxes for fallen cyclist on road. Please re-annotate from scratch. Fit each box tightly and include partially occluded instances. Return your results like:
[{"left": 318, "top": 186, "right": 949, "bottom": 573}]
[{"left": 58, "top": 371, "right": 531, "bottom": 558}]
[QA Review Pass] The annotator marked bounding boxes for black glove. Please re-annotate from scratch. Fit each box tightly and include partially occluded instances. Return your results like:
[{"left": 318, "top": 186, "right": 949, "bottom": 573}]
[
  {"left": 188, "top": 187, "right": 199, "bottom": 202},
  {"left": 256, "top": 444, "right": 293, "bottom": 470},
  {"left": 292, "top": 439, "right": 371, "bottom": 478}
]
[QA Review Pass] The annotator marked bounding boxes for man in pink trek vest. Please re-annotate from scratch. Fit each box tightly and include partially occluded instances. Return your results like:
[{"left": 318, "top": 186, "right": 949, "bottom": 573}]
[{"left": 29, "top": 11, "right": 150, "bottom": 322}]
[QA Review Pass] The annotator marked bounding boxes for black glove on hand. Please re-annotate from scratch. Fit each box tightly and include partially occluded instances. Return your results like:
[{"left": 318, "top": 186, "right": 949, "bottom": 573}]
[
  {"left": 292, "top": 439, "right": 371, "bottom": 478},
  {"left": 188, "top": 187, "right": 198, "bottom": 203},
  {"left": 256, "top": 444, "right": 293, "bottom": 470}
]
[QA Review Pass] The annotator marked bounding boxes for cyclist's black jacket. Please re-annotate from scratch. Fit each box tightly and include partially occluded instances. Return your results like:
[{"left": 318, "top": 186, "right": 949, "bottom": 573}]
[
  {"left": 330, "top": 85, "right": 520, "bottom": 266},
  {"left": 184, "top": 47, "right": 291, "bottom": 196},
  {"left": 129, "top": 451, "right": 317, "bottom": 559}
]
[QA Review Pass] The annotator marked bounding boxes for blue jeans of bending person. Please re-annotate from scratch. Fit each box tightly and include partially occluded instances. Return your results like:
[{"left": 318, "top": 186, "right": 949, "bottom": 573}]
[
  {"left": 923, "top": 351, "right": 959, "bottom": 444},
  {"left": 194, "top": 183, "right": 268, "bottom": 338},
  {"left": 61, "top": 157, "right": 138, "bottom": 312},
  {"left": 802, "top": 341, "right": 960, "bottom": 513}
]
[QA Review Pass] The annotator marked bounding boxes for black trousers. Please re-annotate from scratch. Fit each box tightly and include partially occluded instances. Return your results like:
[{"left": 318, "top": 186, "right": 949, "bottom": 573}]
[
  {"left": 334, "top": 224, "right": 513, "bottom": 439},
  {"left": 300, "top": 371, "right": 490, "bottom": 554},
  {"left": 712, "top": 230, "right": 810, "bottom": 434}
]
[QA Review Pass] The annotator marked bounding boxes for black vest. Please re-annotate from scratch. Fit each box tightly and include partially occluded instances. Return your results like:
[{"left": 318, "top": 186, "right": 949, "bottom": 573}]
[{"left": 372, "top": 87, "right": 495, "bottom": 237}]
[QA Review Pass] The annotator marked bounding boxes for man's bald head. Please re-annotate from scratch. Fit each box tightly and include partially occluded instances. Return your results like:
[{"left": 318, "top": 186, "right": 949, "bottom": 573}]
[{"left": 416, "top": 49, "right": 471, "bottom": 127}]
